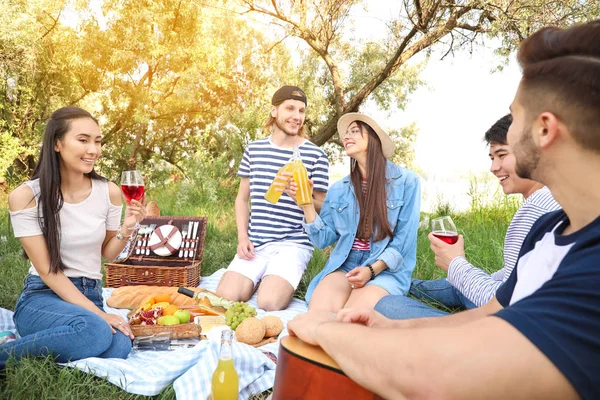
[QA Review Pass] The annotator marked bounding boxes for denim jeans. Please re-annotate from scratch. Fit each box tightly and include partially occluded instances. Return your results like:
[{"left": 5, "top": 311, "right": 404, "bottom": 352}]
[
  {"left": 0, "top": 274, "right": 131, "bottom": 367},
  {"left": 374, "top": 278, "right": 476, "bottom": 320}
]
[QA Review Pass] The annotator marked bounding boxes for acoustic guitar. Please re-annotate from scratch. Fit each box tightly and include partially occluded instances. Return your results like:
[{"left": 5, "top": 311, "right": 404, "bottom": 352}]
[{"left": 272, "top": 335, "right": 383, "bottom": 400}]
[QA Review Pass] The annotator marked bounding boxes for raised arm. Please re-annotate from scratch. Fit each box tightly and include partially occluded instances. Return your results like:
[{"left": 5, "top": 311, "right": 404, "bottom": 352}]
[
  {"left": 447, "top": 256, "right": 505, "bottom": 306},
  {"left": 301, "top": 191, "right": 341, "bottom": 249},
  {"left": 101, "top": 181, "right": 144, "bottom": 261},
  {"left": 312, "top": 189, "right": 326, "bottom": 213}
]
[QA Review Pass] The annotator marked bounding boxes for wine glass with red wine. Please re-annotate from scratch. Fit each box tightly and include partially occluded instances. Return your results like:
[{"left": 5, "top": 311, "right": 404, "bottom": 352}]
[
  {"left": 121, "top": 170, "right": 145, "bottom": 229},
  {"left": 431, "top": 216, "right": 458, "bottom": 244}
]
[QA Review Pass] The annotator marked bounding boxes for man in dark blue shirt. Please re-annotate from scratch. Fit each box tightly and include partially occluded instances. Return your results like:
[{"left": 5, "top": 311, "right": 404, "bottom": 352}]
[{"left": 285, "top": 19, "right": 600, "bottom": 400}]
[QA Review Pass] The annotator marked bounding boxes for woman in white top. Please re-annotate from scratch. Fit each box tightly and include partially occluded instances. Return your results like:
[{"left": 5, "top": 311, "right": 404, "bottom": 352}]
[{"left": 1, "top": 107, "right": 145, "bottom": 365}]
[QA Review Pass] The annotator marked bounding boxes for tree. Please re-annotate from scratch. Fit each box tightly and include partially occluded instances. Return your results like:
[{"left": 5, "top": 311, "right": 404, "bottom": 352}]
[
  {"left": 0, "top": 0, "right": 73, "bottom": 183},
  {"left": 0, "top": 0, "right": 290, "bottom": 184},
  {"left": 235, "top": 0, "right": 598, "bottom": 150}
]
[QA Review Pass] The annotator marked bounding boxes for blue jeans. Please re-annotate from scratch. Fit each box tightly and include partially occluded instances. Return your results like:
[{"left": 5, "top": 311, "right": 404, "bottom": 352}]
[
  {"left": 375, "top": 278, "right": 476, "bottom": 320},
  {"left": 0, "top": 274, "right": 131, "bottom": 367}
]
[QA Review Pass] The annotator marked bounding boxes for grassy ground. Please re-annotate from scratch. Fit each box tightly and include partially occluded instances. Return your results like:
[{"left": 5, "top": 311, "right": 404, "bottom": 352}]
[{"left": 0, "top": 184, "right": 519, "bottom": 399}]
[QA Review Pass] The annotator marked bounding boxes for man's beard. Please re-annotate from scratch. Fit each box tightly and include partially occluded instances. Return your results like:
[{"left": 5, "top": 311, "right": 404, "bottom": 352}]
[
  {"left": 275, "top": 117, "right": 302, "bottom": 137},
  {"left": 515, "top": 124, "right": 540, "bottom": 180}
]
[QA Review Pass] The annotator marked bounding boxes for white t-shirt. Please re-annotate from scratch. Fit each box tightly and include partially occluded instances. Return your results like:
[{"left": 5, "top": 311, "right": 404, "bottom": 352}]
[
  {"left": 509, "top": 221, "right": 574, "bottom": 305},
  {"left": 9, "top": 178, "right": 122, "bottom": 280}
]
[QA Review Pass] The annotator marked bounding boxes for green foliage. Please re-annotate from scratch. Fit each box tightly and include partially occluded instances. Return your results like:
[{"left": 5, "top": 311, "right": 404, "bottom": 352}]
[{"left": 0, "top": 0, "right": 290, "bottom": 186}]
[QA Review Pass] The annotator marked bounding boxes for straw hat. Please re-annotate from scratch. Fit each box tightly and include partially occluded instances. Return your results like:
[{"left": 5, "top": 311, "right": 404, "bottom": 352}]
[{"left": 337, "top": 113, "right": 395, "bottom": 159}]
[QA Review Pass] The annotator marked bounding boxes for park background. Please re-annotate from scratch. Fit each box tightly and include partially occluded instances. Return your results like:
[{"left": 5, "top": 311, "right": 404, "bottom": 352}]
[{"left": 0, "top": 1, "right": 597, "bottom": 398}]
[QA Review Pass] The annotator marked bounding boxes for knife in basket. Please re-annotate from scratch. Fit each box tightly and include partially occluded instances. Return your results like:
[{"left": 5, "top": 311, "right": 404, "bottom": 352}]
[
  {"left": 188, "top": 221, "right": 200, "bottom": 258},
  {"left": 181, "top": 221, "right": 193, "bottom": 258}
]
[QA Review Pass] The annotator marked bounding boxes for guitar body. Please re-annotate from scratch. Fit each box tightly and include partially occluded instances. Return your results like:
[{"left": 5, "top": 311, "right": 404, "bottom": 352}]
[{"left": 273, "top": 336, "right": 383, "bottom": 400}]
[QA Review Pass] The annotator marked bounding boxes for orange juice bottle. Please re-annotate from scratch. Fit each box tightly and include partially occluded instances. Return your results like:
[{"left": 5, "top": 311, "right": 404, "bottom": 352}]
[
  {"left": 292, "top": 150, "right": 312, "bottom": 206},
  {"left": 264, "top": 164, "right": 293, "bottom": 204},
  {"left": 264, "top": 146, "right": 312, "bottom": 205},
  {"left": 211, "top": 330, "right": 239, "bottom": 400}
]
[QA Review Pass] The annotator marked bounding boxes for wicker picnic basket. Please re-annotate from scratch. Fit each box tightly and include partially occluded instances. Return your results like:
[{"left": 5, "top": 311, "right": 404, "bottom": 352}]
[
  {"left": 130, "top": 322, "right": 202, "bottom": 339},
  {"left": 105, "top": 216, "right": 207, "bottom": 288}
]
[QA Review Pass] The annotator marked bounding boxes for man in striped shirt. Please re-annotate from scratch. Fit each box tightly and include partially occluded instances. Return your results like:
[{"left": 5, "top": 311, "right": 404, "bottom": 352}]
[
  {"left": 375, "top": 114, "right": 560, "bottom": 318},
  {"left": 216, "top": 86, "right": 329, "bottom": 311}
]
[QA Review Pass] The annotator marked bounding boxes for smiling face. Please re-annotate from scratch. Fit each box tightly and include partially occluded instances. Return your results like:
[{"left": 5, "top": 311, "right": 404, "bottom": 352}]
[
  {"left": 271, "top": 99, "right": 306, "bottom": 137},
  {"left": 54, "top": 117, "right": 102, "bottom": 174},
  {"left": 341, "top": 121, "right": 369, "bottom": 159},
  {"left": 489, "top": 139, "right": 539, "bottom": 196}
]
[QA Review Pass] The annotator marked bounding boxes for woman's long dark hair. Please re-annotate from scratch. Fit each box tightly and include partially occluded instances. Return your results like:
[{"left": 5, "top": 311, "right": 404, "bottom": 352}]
[
  {"left": 29, "top": 107, "right": 104, "bottom": 274},
  {"left": 350, "top": 121, "right": 393, "bottom": 242}
]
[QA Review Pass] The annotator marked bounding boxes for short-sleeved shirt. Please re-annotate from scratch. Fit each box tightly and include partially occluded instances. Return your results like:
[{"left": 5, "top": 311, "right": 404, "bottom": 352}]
[
  {"left": 495, "top": 210, "right": 600, "bottom": 399},
  {"left": 238, "top": 137, "right": 329, "bottom": 250},
  {"left": 9, "top": 178, "right": 122, "bottom": 280}
]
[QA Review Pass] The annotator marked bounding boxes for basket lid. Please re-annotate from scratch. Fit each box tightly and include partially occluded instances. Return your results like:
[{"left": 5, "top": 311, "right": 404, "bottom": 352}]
[{"left": 148, "top": 224, "right": 182, "bottom": 256}]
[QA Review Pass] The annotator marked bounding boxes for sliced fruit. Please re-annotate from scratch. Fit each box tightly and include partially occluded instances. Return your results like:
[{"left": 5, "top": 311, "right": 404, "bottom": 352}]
[
  {"left": 134, "top": 301, "right": 154, "bottom": 313},
  {"left": 152, "top": 301, "right": 171, "bottom": 310},
  {"left": 153, "top": 293, "right": 172, "bottom": 303},
  {"left": 163, "top": 304, "right": 179, "bottom": 316}
]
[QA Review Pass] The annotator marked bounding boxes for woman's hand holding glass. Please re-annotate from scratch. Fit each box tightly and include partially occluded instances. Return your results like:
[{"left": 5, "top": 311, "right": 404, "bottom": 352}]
[{"left": 122, "top": 199, "right": 146, "bottom": 231}]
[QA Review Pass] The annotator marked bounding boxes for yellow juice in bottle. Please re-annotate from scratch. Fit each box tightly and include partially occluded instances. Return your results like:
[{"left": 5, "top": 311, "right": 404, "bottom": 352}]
[
  {"left": 211, "top": 357, "right": 238, "bottom": 400},
  {"left": 292, "top": 159, "right": 312, "bottom": 206},
  {"left": 264, "top": 164, "right": 293, "bottom": 204},
  {"left": 211, "top": 329, "right": 238, "bottom": 400}
]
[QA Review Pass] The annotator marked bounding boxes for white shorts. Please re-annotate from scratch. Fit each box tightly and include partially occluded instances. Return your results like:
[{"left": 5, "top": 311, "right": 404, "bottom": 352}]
[{"left": 226, "top": 242, "right": 313, "bottom": 289}]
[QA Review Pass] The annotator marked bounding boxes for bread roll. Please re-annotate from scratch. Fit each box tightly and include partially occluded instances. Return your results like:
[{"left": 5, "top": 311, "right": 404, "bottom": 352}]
[{"left": 146, "top": 201, "right": 160, "bottom": 217}]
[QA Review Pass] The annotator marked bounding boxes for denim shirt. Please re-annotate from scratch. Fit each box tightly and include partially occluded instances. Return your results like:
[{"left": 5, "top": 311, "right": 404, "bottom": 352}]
[{"left": 303, "top": 160, "right": 421, "bottom": 303}]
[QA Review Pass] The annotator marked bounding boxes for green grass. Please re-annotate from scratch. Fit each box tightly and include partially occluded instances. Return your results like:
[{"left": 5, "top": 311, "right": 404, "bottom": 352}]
[{"left": 0, "top": 184, "right": 518, "bottom": 399}]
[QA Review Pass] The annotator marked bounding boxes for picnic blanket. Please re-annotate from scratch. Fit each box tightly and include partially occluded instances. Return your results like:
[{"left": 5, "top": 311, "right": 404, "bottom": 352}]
[{"left": 0, "top": 269, "right": 309, "bottom": 399}]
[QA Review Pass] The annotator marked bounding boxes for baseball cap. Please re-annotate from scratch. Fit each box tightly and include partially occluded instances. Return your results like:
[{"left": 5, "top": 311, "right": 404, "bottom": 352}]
[{"left": 271, "top": 86, "right": 307, "bottom": 106}]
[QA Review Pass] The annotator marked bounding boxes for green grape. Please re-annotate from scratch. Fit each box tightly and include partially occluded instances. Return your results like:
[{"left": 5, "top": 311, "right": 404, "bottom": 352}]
[{"left": 224, "top": 300, "right": 257, "bottom": 329}]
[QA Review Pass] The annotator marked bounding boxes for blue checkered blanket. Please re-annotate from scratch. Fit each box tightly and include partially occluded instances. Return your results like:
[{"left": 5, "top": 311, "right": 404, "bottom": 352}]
[{"left": 0, "top": 269, "right": 308, "bottom": 399}]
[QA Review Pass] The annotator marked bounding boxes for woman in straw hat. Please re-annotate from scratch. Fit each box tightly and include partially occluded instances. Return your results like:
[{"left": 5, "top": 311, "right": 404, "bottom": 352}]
[{"left": 286, "top": 112, "right": 421, "bottom": 312}]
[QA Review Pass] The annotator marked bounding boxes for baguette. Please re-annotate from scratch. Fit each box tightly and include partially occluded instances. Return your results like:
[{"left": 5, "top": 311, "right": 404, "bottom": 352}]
[{"left": 107, "top": 286, "right": 203, "bottom": 309}]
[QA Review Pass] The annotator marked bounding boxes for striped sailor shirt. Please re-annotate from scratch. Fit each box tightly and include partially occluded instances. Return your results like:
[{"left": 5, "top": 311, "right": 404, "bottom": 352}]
[
  {"left": 447, "top": 186, "right": 560, "bottom": 307},
  {"left": 238, "top": 137, "right": 329, "bottom": 250}
]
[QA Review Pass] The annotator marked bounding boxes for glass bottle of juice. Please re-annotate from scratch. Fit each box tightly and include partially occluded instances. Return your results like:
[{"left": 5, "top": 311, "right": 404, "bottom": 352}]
[
  {"left": 211, "top": 329, "right": 239, "bottom": 400},
  {"left": 264, "top": 146, "right": 312, "bottom": 205},
  {"left": 264, "top": 164, "right": 292, "bottom": 204},
  {"left": 291, "top": 146, "right": 312, "bottom": 206}
]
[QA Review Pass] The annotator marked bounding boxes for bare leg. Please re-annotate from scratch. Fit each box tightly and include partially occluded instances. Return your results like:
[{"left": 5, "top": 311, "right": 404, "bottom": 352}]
[
  {"left": 344, "top": 285, "right": 389, "bottom": 309},
  {"left": 257, "top": 275, "right": 295, "bottom": 311},
  {"left": 216, "top": 271, "right": 255, "bottom": 302},
  {"left": 307, "top": 271, "right": 353, "bottom": 313}
]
